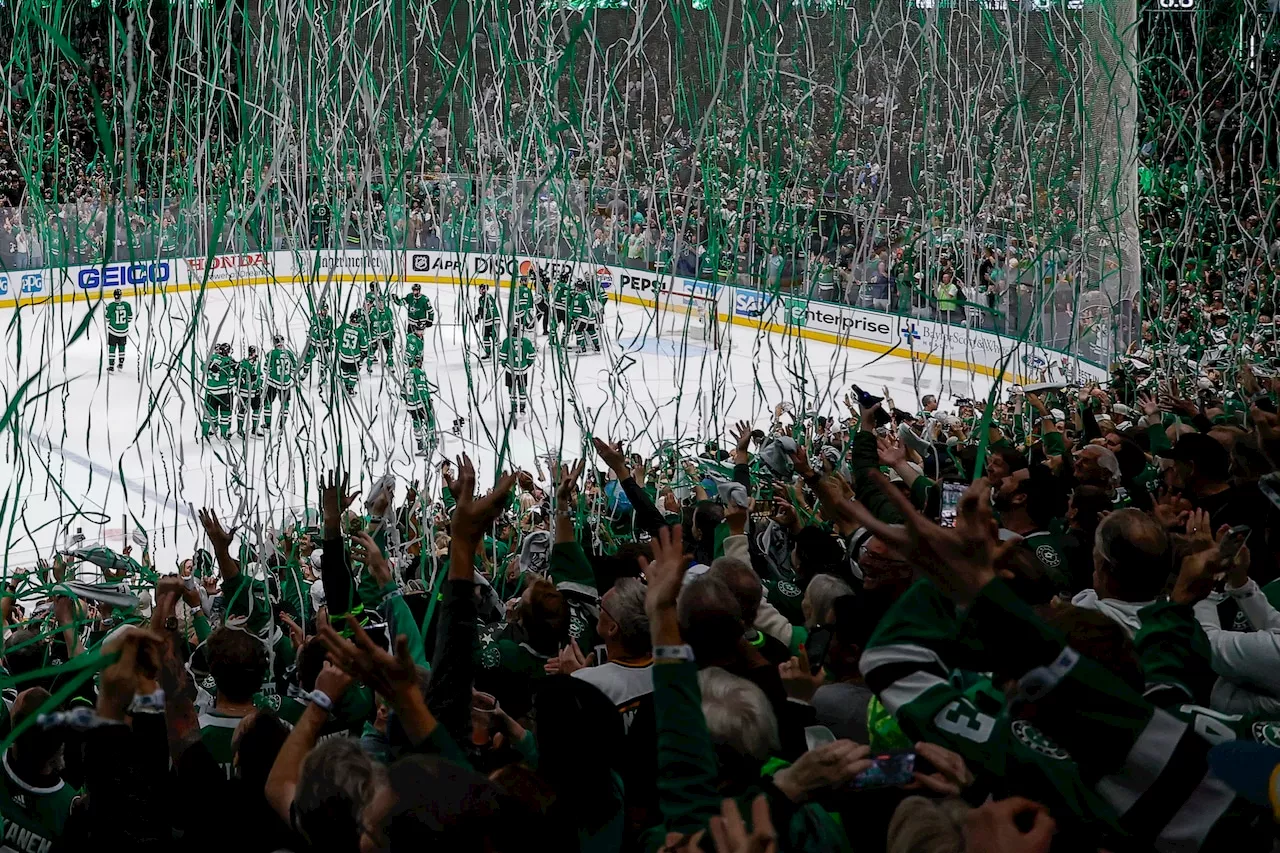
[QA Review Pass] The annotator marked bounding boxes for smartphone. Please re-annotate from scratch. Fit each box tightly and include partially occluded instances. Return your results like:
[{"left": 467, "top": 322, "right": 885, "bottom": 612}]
[
  {"left": 939, "top": 480, "right": 966, "bottom": 528},
  {"left": 1261, "top": 472, "right": 1280, "bottom": 511},
  {"left": 1218, "top": 525, "right": 1251, "bottom": 565},
  {"left": 804, "top": 725, "right": 837, "bottom": 752},
  {"left": 853, "top": 750, "right": 917, "bottom": 789},
  {"left": 804, "top": 626, "right": 833, "bottom": 675}
]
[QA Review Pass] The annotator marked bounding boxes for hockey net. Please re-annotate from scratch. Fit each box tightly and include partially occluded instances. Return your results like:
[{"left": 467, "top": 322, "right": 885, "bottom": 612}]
[{"left": 654, "top": 289, "right": 722, "bottom": 349}]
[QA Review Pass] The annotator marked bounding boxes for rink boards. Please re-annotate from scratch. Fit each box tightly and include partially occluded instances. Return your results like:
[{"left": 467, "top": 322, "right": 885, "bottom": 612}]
[{"left": 0, "top": 248, "right": 1109, "bottom": 384}]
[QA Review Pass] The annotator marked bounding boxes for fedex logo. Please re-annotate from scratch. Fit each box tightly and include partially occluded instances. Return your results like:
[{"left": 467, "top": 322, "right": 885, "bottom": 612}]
[{"left": 79, "top": 262, "right": 171, "bottom": 290}]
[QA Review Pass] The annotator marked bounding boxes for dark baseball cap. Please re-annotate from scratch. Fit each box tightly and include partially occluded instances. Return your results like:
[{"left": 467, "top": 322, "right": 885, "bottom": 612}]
[{"left": 1155, "top": 432, "right": 1230, "bottom": 475}]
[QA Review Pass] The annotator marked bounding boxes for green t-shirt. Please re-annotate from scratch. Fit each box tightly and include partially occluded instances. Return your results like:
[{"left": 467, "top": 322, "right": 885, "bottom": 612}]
[
  {"left": 0, "top": 750, "right": 77, "bottom": 853},
  {"left": 198, "top": 710, "right": 246, "bottom": 779}
]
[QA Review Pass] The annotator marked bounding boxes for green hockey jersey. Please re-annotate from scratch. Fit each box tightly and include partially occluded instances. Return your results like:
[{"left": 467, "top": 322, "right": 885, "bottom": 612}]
[
  {"left": 265, "top": 347, "right": 298, "bottom": 389},
  {"left": 237, "top": 358, "right": 264, "bottom": 395},
  {"left": 205, "top": 353, "right": 236, "bottom": 394},
  {"left": 308, "top": 313, "right": 335, "bottom": 344},
  {"left": 106, "top": 299, "right": 133, "bottom": 335},
  {"left": 402, "top": 367, "right": 433, "bottom": 411},
  {"left": 397, "top": 292, "right": 435, "bottom": 324},
  {"left": 370, "top": 306, "right": 395, "bottom": 341},
  {"left": 498, "top": 336, "right": 535, "bottom": 374},
  {"left": 405, "top": 333, "right": 424, "bottom": 363},
  {"left": 336, "top": 323, "right": 368, "bottom": 362},
  {"left": 476, "top": 292, "right": 499, "bottom": 324},
  {"left": 513, "top": 285, "right": 536, "bottom": 323},
  {"left": 0, "top": 755, "right": 78, "bottom": 853}
]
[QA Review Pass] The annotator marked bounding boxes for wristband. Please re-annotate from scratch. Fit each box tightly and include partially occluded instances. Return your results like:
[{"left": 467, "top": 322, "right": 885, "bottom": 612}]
[
  {"left": 306, "top": 690, "right": 335, "bottom": 712},
  {"left": 653, "top": 644, "right": 695, "bottom": 662},
  {"left": 130, "top": 689, "right": 167, "bottom": 713}
]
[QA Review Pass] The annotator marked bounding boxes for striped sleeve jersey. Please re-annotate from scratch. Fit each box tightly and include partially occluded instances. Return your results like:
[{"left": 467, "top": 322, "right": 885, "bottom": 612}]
[{"left": 861, "top": 578, "right": 1266, "bottom": 852}]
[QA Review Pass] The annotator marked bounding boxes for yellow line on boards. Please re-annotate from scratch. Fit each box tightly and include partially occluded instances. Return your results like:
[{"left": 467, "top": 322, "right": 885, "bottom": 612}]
[{"left": 0, "top": 269, "right": 1026, "bottom": 382}]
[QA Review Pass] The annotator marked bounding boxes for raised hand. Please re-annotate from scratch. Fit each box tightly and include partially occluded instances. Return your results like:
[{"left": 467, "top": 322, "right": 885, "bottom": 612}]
[
  {"left": 644, "top": 524, "right": 688, "bottom": 620},
  {"left": 591, "top": 437, "right": 628, "bottom": 473},
  {"left": 321, "top": 470, "right": 359, "bottom": 533},
  {"left": 876, "top": 434, "right": 906, "bottom": 467},
  {"left": 778, "top": 646, "right": 824, "bottom": 702},
  {"left": 447, "top": 453, "right": 518, "bottom": 545},
  {"left": 198, "top": 507, "right": 236, "bottom": 553},
  {"left": 730, "top": 420, "right": 754, "bottom": 462},
  {"left": 350, "top": 530, "right": 391, "bottom": 587},
  {"left": 854, "top": 471, "right": 1007, "bottom": 605},
  {"left": 317, "top": 615, "right": 418, "bottom": 701},
  {"left": 555, "top": 458, "right": 586, "bottom": 509}
]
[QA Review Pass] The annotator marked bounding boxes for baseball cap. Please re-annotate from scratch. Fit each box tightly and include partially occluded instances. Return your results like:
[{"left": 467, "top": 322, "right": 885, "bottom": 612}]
[
  {"left": 1155, "top": 432, "right": 1230, "bottom": 472},
  {"left": 1207, "top": 741, "right": 1280, "bottom": 821}
]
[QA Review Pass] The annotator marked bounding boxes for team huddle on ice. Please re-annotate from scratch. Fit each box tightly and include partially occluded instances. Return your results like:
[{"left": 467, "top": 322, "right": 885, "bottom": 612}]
[{"left": 102, "top": 270, "right": 611, "bottom": 455}]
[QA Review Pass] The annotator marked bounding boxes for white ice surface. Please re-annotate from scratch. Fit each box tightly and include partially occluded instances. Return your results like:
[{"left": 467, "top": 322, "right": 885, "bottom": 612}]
[{"left": 0, "top": 278, "right": 993, "bottom": 570}]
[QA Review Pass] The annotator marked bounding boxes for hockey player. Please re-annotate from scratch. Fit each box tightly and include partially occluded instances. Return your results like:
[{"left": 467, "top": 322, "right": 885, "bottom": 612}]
[
  {"left": 105, "top": 288, "right": 133, "bottom": 373},
  {"left": 568, "top": 278, "right": 603, "bottom": 353},
  {"left": 368, "top": 294, "right": 396, "bottom": 372},
  {"left": 237, "top": 347, "right": 265, "bottom": 436},
  {"left": 301, "top": 304, "right": 334, "bottom": 379},
  {"left": 512, "top": 275, "right": 537, "bottom": 337},
  {"left": 394, "top": 282, "right": 436, "bottom": 337},
  {"left": 264, "top": 335, "right": 298, "bottom": 430},
  {"left": 402, "top": 351, "right": 436, "bottom": 456},
  {"left": 202, "top": 342, "right": 236, "bottom": 439},
  {"left": 498, "top": 332, "right": 536, "bottom": 414},
  {"left": 550, "top": 270, "right": 572, "bottom": 341},
  {"left": 335, "top": 309, "right": 368, "bottom": 395},
  {"left": 476, "top": 283, "right": 500, "bottom": 359},
  {"left": 404, "top": 329, "right": 425, "bottom": 366}
]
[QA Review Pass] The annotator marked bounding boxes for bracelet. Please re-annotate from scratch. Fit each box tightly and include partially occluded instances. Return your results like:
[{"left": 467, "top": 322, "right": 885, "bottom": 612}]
[
  {"left": 130, "top": 689, "right": 167, "bottom": 713},
  {"left": 306, "top": 690, "right": 335, "bottom": 712},
  {"left": 653, "top": 644, "right": 695, "bottom": 662}
]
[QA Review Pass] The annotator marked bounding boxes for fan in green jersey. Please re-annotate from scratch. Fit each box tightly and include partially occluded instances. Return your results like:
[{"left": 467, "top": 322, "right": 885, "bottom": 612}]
[
  {"left": 264, "top": 335, "right": 298, "bottom": 430},
  {"left": 498, "top": 333, "right": 536, "bottom": 415},
  {"left": 202, "top": 342, "right": 236, "bottom": 439},
  {"left": 476, "top": 283, "right": 500, "bottom": 359},
  {"left": 300, "top": 303, "right": 334, "bottom": 380},
  {"left": 335, "top": 309, "right": 368, "bottom": 395},
  {"left": 235, "top": 347, "right": 265, "bottom": 436},
  {"left": 393, "top": 281, "right": 436, "bottom": 337},
  {"left": 0, "top": 689, "right": 78, "bottom": 853},
  {"left": 568, "top": 278, "right": 603, "bottom": 353},
  {"left": 402, "top": 351, "right": 436, "bottom": 455},
  {"left": 105, "top": 288, "right": 133, "bottom": 373}
]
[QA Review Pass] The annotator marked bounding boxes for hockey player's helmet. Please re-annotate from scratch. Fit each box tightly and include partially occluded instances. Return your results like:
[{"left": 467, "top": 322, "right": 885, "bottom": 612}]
[
  {"left": 273, "top": 334, "right": 285, "bottom": 347},
  {"left": 113, "top": 289, "right": 122, "bottom": 299}
]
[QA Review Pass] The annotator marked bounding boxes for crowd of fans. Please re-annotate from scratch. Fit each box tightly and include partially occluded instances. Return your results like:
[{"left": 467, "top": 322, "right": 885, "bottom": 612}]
[
  {"left": 5, "top": 376, "right": 1280, "bottom": 852},
  {"left": 4, "top": 5, "right": 1280, "bottom": 850}
]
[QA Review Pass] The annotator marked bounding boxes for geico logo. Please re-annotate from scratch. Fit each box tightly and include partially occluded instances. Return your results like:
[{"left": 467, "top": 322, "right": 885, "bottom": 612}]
[{"left": 79, "top": 262, "right": 171, "bottom": 289}]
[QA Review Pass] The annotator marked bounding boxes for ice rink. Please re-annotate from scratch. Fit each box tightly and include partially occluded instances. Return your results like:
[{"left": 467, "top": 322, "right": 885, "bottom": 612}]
[{"left": 0, "top": 276, "right": 995, "bottom": 569}]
